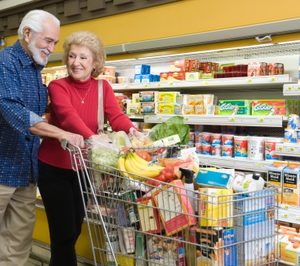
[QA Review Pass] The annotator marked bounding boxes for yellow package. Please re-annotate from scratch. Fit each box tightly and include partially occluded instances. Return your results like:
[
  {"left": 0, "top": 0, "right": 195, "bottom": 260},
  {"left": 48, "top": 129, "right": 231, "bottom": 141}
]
[{"left": 199, "top": 188, "right": 233, "bottom": 227}]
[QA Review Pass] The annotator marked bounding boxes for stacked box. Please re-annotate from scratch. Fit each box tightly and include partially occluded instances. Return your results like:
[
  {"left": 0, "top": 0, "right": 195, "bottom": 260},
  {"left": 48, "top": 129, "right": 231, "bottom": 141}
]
[
  {"left": 216, "top": 100, "right": 251, "bottom": 115},
  {"left": 156, "top": 91, "right": 182, "bottom": 114},
  {"left": 234, "top": 190, "right": 276, "bottom": 266},
  {"left": 139, "top": 91, "right": 157, "bottom": 114},
  {"left": 182, "top": 94, "right": 215, "bottom": 115},
  {"left": 251, "top": 99, "right": 287, "bottom": 116}
]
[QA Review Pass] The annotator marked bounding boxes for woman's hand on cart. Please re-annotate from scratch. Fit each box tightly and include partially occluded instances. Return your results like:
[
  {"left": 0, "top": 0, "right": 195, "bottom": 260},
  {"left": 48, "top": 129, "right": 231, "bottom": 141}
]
[{"left": 59, "top": 132, "right": 85, "bottom": 149}]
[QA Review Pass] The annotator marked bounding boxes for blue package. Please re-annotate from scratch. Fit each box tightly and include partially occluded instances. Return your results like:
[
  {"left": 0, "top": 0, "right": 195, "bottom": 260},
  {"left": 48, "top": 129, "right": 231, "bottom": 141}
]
[
  {"left": 135, "top": 64, "right": 151, "bottom": 75},
  {"left": 195, "top": 169, "right": 233, "bottom": 188},
  {"left": 223, "top": 228, "right": 237, "bottom": 266}
]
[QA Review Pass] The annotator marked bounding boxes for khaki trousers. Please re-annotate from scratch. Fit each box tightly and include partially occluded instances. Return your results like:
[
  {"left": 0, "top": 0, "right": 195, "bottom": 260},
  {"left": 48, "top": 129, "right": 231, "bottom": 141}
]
[{"left": 0, "top": 183, "right": 36, "bottom": 266}]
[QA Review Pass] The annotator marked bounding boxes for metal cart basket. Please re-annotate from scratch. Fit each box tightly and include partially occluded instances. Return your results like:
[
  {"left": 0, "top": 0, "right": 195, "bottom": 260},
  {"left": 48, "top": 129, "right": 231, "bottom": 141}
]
[{"left": 67, "top": 144, "right": 278, "bottom": 266}]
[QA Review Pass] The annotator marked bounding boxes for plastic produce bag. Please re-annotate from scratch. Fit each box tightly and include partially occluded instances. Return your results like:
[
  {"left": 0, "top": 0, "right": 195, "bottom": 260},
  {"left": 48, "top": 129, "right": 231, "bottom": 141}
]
[{"left": 87, "top": 134, "right": 120, "bottom": 172}]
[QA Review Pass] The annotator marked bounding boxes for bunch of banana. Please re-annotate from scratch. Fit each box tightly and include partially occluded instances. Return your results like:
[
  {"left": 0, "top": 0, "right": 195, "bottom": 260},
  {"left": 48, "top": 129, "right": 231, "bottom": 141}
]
[{"left": 117, "top": 152, "right": 163, "bottom": 181}]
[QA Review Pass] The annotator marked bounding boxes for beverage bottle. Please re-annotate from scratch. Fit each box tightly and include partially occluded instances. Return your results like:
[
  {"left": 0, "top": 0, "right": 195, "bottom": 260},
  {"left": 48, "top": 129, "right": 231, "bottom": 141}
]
[{"left": 180, "top": 168, "right": 196, "bottom": 212}]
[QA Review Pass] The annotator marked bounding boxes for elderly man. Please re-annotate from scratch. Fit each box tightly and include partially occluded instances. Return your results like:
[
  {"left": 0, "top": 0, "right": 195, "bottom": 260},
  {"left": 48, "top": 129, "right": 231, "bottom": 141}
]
[{"left": 0, "top": 10, "right": 84, "bottom": 266}]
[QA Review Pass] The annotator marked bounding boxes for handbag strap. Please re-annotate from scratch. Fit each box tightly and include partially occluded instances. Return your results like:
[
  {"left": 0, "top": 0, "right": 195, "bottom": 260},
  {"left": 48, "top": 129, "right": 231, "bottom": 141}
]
[{"left": 97, "top": 80, "right": 104, "bottom": 133}]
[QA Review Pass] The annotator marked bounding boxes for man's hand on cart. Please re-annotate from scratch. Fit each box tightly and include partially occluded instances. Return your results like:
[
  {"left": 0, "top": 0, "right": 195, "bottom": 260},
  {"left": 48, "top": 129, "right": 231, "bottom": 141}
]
[{"left": 60, "top": 132, "right": 85, "bottom": 149}]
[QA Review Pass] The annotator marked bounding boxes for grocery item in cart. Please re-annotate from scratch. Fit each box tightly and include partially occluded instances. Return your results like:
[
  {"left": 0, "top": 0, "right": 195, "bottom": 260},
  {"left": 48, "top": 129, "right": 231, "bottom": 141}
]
[
  {"left": 195, "top": 168, "right": 234, "bottom": 189},
  {"left": 137, "top": 196, "right": 162, "bottom": 234},
  {"left": 146, "top": 235, "right": 185, "bottom": 266},
  {"left": 199, "top": 187, "right": 233, "bottom": 227},
  {"left": 152, "top": 179, "right": 196, "bottom": 236},
  {"left": 88, "top": 134, "right": 119, "bottom": 172}
]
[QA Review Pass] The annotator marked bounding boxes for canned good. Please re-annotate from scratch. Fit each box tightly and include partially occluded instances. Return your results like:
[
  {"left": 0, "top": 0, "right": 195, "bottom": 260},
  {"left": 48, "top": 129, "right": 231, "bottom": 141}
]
[
  {"left": 201, "top": 144, "right": 211, "bottom": 155},
  {"left": 248, "top": 136, "right": 264, "bottom": 161},
  {"left": 234, "top": 136, "right": 248, "bottom": 158},
  {"left": 222, "top": 145, "right": 233, "bottom": 157},
  {"left": 222, "top": 134, "right": 234, "bottom": 146},
  {"left": 264, "top": 137, "right": 283, "bottom": 160},
  {"left": 284, "top": 129, "right": 297, "bottom": 143},
  {"left": 201, "top": 132, "right": 211, "bottom": 144},
  {"left": 211, "top": 144, "right": 221, "bottom": 156},
  {"left": 195, "top": 143, "right": 202, "bottom": 154},
  {"left": 211, "top": 133, "right": 222, "bottom": 146}
]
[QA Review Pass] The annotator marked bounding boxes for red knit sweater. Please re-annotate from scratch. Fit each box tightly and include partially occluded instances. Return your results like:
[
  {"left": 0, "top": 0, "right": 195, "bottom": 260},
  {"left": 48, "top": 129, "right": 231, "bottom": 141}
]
[{"left": 38, "top": 76, "right": 134, "bottom": 169}]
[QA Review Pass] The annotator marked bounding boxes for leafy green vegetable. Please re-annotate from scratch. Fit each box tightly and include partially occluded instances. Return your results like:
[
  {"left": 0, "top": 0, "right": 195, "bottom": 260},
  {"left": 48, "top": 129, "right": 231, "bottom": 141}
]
[
  {"left": 91, "top": 147, "right": 119, "bottom": 172},
  {"left": 149, "top": 116, "right": 190, "bottom": 144}
]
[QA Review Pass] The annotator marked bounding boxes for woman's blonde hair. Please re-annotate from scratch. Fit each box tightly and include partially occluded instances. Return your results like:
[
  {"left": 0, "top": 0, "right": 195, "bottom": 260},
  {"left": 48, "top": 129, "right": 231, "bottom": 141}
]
[{"left": 63, "top": 31, "right": 106, "bottom": 77}]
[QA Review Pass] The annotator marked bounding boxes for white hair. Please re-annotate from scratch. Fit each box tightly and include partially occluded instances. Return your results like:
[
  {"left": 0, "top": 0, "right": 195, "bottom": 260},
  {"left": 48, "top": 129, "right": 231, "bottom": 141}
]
[{"left": 18, "top": 10, "right": 60, "bottom": 40}]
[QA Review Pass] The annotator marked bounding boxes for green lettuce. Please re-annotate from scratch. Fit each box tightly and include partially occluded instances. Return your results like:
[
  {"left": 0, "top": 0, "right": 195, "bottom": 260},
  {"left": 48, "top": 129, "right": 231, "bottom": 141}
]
[{"left": 149, "top": 116, "right": 190, "bottom": 145}]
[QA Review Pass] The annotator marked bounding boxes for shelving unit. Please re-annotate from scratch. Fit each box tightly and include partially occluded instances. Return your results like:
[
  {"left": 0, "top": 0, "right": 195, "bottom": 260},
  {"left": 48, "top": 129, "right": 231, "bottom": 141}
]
[
  {"left": 283, "top": 83, "right": 300, "bottom": 96},
  {"left": 144, "top": 114, "right": 284, "bottom": 127},
  {"left": 198, "top": 155, "right": 273, "bottom": 172},
  {"left": 275, "top": 143, "right": 300, "bottom": 157},
  {"left": 278, "top": 204, "right": 300, "bottom": 224},
  {"left": 112, "top": 74, "right": 292, "bottom": 92}
]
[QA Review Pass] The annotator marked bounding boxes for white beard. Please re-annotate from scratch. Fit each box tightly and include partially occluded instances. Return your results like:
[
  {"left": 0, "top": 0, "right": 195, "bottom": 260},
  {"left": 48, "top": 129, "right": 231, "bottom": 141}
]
[{"left": 28, "top": 39, "right": 49, "bottom": 66}]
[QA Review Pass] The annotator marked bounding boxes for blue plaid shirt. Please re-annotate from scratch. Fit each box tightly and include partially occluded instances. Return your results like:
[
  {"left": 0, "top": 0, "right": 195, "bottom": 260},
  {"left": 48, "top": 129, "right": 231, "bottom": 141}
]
[{"left": 0, "top": 41, "right": 47, "bottom": 187}]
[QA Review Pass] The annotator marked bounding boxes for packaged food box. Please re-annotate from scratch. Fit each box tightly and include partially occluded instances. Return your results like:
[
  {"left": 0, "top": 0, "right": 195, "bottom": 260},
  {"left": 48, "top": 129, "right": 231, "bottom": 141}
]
[
  {"left": 141, "top": 102, "right": 156, "bottom": 114},
  {"left": 168, "top": 71, "right": 185, "bottom": 81},
  {"left": 187, "top": 226, "right": 238, "bottom": 266},
  {"left": 137, "top": 196, "right": 161, "bottom": 234},
  {"left": 173, "top": 59, "right": 191, "bottom": 72},
  {"left": 247, "top": 62, "right": 268, "bottom": 76},
  {"left": 139, "top": 91, "right": 156, "bottom": 102},
  {"left": 146, "top": 235, "right": 185, "bottom": 266},
  {"left": 182, "top": 104, "right": 195, "bottom": 115},
  {"left": 216, "top": 100, "right": 251, "bottom": 115},
  {"left": 198, "top": 187, "right": 234, "bottom": 227},
  {"left": 282, "top": 161, "right": 300, "bottom": 206},
  {"left": 251, "top": 99, "right": 287, "bottom": 116},
  {"left": 157, "top": 103, "right": 181, "bottom": 115},
  {"left": 135, "top": 64, "right": 150, "bottom": 75},
  {"left": 267, "top": 161, "right": 288, "bottom": 203},
  {"left": 185, "top": 72, "right": 201, "bottom": 81},
  {"left": 126, "top": 102, "right": 141, "bottom": 115},
  {"left": 156, "top": 91, "right": 182, "bottom": 104},
  {"left": 152, "top": 179, "right": 196, "bottom": 236},
  {"left": 234, "top": 190, "right": 276, "bottom": 266},
  {"left": 195, "top": 169, "right": 234, "bottom": 189}
]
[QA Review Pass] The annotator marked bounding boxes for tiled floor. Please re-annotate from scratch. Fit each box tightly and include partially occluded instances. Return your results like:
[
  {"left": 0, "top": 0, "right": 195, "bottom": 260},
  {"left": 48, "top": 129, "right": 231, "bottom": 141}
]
[{"left": 25, "top": 257, "right": 47, "bottom": 266}]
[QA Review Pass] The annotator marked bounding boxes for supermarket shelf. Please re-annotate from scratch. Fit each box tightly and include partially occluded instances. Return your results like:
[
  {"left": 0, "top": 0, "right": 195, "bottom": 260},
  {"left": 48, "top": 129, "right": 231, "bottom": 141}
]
[
  {"left": 275, "top": 143, "right": 300, "bottom": 157},
  {"left": 283, "top": 83, "right": 300, "bottom": 96},
  {"left": 112, "top": 74, "right": 291, "bottom": 92},
  {"left": 279, "top": 260, "right": 297, "bottom": 266},
  {"left": 128, "top": 115, "right": 144, "bottom": 121},
  {"left": 278, "top": 204, "right": 300, "bottom": 225},
  {"left": 197, "top": 155, "right": 273, "bottom": 172},
  {"left": 144, "top": 114, "right": 283, "bottom": 127}
]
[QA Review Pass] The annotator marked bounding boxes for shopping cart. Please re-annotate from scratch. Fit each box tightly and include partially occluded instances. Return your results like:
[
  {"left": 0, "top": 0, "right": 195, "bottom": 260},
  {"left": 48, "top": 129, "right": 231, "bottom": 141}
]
[{"left": 67, "top": 144, "right": 279, "bottom": 266}]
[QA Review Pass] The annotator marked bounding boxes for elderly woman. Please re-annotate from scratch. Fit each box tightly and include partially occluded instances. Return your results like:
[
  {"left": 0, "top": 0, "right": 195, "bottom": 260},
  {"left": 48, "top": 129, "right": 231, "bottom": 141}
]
[{"left": 38, "top": 31, "right": 135, "bottom": 266}]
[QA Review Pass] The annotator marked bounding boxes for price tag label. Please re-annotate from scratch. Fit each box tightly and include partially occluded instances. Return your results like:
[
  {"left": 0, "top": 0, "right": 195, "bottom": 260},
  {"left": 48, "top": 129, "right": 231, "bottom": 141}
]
[
  {"left": 247, "top": 79, "right": 253, "bottom": 84},
  {"left": 271, "top": 77, "right": 276, "bottom": 82}
]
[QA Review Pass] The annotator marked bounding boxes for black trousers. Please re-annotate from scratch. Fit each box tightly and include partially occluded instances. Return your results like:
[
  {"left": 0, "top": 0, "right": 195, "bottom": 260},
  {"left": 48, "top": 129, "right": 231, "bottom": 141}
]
[{"left": 38, "top": 161, "right": 85, "bottom": 266}]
